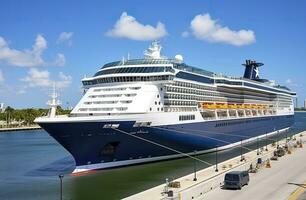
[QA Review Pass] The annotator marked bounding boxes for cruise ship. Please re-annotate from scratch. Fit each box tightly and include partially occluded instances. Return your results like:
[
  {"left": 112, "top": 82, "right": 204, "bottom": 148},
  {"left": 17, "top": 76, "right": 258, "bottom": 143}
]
[{"left": 35, "top": 42, "right": 296, "bottom": 173}]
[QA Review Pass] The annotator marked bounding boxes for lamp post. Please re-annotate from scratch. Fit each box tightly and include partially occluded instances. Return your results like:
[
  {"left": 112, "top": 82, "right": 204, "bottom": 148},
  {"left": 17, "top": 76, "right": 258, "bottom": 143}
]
[
  {"left": 240, "top": 139, "right": 244, "bottom": 162},
  {"left": 59, "top": 174, "right": 64, "bottom": 200},
  {"left": 257, "top": 137, "right": 259, "bottom": 155},
  {"left": 276, "top": 130, "right": 279, "bottom": 148},
  {"left": 215, "top": 146, "right": 218, "bottom": 172},
  {"left": 193, "top": 150, "right": 197, "bottom": 181},
  {"left": 265, "top": 132, "right": 268, "bottom": 151}
]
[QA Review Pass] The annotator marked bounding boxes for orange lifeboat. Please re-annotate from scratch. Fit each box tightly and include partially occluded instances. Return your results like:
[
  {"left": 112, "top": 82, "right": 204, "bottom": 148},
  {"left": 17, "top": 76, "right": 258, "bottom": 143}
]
[
  {"left": 245, "top": 104, "right": 252, "bottom": 109},
  {"left": 236, "top": 104, "right": 242, "bottom": 109},
  {"left": 201, "top": 102, "right": 215, "bottom": 109},
  {"left": 228, "top": 103, "right": 236, "bottom": 109}
]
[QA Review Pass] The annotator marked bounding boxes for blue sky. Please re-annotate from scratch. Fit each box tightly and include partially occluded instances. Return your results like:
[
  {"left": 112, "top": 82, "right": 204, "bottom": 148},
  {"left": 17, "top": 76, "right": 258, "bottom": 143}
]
[{"left": 0, "top": 0, "right": 305, "bottom": 108}]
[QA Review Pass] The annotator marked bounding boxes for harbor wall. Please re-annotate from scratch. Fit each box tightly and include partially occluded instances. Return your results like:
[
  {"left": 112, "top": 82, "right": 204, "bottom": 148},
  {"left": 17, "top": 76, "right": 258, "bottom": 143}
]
[{"left": 0, "top": 125, "right": 41, "bottom": 132}]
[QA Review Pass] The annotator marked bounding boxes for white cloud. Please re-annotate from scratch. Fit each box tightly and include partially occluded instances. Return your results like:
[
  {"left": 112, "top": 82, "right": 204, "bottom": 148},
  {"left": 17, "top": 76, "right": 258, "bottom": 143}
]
[
  {"left": 0, "top": 35, "right": 66, "bottom": 67},
  {"left": 286, "top": 79, "right": 292, "bottom": 84},
  {"left": 0, "top": 35, "right": 46, "bottom": 67},
  {"left": 57, "top": 32, "right": 73, "bottom": 46},
  {"left": 181, "top": 31, "right": 189, "bottom": 38},
  {"left": 189, "top": 13, "right": 255, "bottom": 46},
  {"left": 54, "top": 53, "right": 66, "bottom": 66},
  {"left": 286, "top": 79, "right": 299, "bottom": 87},
  {"left": 57, "top": 72, "right": 72, "bottom": 88},
  {"left": 0, "top": 70, "right": 4, "bottom": 83},
  {"left": 106, "top": 12, "right": 167, "bottom": 41},
  {"left": 16, "top": 88, "right": 26, "bottom": 94},
  {"left": 21, "top": 68, "right": 72, "bottom": 89}
]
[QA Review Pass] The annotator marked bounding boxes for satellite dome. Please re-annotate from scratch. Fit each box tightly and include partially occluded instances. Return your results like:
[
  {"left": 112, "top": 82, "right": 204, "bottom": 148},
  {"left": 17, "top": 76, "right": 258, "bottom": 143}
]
[{"left": 175, "top": 54, "right": 183, "bottom": 63}]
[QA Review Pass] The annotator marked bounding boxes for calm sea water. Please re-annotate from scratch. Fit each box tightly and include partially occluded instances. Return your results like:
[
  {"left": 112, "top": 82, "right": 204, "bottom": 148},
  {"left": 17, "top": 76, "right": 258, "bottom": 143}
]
[{"left": 0, "top": 112, "right": 306, "bottom": 200}]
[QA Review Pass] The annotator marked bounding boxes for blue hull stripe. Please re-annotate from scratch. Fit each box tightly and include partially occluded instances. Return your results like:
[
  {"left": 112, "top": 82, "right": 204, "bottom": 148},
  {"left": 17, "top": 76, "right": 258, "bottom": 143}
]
[{"left": 38, "top": 115, "right": 294, "bottom": 167}]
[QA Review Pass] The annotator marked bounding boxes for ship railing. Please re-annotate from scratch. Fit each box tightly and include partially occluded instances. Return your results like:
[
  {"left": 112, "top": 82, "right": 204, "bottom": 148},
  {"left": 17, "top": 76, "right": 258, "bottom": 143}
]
[
  {"left": 202, "top": 117, "right": 216, "bottom": 120},
  {"left": 217, "top": 116, "right": 229, "bottom": 119},
  {"left": 38, "top": 114, "right": 69, "bottom": 118}
]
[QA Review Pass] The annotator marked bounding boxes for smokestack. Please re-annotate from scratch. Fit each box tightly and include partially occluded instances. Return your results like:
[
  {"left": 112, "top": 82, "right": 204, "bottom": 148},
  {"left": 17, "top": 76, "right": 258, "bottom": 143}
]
[{"left": 242, "top": 60, "right": 264, "bottom": 80}]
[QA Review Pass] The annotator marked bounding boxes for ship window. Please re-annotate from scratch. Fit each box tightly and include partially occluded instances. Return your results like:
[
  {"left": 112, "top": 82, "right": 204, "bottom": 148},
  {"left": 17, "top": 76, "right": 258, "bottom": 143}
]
[
  {"left": 179, "top": 115, "right": 195, "bottom": 121},
  {"left": 129, "top": 87, "right": 141, "bottom": 90},
  {"left": 130, "top": 67, "right": 137, "bottom": 73},
  {"left": 116, "top": 107, "right": 128, "bottom": 111},
  {"left": 120, "top": 100, "right": 132, "bottom": 104},
  {"left": 84, "top": 75, "right": 174, "bottom": 86},
  {"left": 125, "top": 93, "right": 137, "bottom": 97},
  {"left": 94, "top": 66, "right": 174, "bottom": 77}
]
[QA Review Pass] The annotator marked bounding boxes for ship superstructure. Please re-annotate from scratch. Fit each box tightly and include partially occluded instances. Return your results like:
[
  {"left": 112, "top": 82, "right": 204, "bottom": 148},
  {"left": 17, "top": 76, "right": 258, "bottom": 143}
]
[{"left": 35, "top": 42, "right": 295, "bottom": 173}]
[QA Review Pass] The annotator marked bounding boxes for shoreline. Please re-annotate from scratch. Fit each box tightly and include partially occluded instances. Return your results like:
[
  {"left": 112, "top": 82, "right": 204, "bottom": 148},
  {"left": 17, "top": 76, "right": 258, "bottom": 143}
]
[
  {"left": 0, "top": 125, "right": 42, "bottom": 132},
  {"left": 125, "top": 130, "right": 306, "bottom": 200}
]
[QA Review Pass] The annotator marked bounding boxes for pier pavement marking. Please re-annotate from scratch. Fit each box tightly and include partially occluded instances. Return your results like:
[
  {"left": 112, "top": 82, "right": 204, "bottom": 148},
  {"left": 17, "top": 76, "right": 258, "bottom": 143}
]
[{"left": 287, "top": 181, "right": 306, "bottom": 200}]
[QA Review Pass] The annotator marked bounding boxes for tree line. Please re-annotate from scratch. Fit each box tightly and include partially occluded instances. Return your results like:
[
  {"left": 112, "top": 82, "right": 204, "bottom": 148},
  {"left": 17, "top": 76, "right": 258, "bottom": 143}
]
[
  {"left": 295, "top": 107, "right": 306, "bottom": 111},
  {"left": 0, "top": 106, "right": 71, "bottom": 127}
]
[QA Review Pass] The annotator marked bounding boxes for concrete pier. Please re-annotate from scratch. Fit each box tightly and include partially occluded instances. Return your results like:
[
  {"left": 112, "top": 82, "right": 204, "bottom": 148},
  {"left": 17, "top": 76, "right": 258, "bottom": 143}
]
[
  {"left": 124, "top": 131, "right": 306, "bottom": 200},
  {"left": 0, "top": 125, "right": 41, "bottom": 132}
]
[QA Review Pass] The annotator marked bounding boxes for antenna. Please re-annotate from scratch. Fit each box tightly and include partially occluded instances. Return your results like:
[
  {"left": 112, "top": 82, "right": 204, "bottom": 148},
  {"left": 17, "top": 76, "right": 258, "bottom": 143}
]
[
  {"left": 122, "top": 56, "right": 125, "bottom": 65},
  {"left": 144, "top": 41, "right": 162, "bottom": 59},
  {"left": 47, "top": 83, "right": 61, "bottom": 118}
]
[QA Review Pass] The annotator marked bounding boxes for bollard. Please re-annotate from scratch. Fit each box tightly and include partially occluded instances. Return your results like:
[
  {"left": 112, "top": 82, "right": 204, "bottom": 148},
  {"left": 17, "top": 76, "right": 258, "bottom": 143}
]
[
  {"left": 265, "top": 159, "right": 271, "bottom": 168},
  {"left": 164, "top": 178, "right": 169, "bottom": 194}
]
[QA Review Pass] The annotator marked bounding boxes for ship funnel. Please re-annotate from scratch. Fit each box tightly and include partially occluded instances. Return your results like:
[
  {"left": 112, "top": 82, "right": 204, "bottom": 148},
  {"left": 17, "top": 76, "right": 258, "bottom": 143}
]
[{"left": 242, "top": 60, "right": 264, "bottom": 80}]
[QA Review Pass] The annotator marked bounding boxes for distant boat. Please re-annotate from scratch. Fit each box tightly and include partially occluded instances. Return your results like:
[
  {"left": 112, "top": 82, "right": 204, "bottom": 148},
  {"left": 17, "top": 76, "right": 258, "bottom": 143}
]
[{"left": 35, "top": 42, "right": 296, "bottom": 173}]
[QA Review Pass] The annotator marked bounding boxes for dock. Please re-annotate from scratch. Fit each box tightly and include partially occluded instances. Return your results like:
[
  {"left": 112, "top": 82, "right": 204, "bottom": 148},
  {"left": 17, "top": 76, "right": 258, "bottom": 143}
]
[
  {"left": 0, "top": 125, "right": 42, "bottom": 132},
  {"left": 124, "top": 131, "right": 306, "bottom": 200}
]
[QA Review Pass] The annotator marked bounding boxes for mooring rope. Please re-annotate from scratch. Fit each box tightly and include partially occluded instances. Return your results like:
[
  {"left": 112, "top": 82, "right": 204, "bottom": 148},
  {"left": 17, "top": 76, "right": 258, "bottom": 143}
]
[
  {"left": 153, "top": 126, "right": 254, "bottom": 152},
  {"left": 112, "top": 128, "right": 214, "bottom": 166}
]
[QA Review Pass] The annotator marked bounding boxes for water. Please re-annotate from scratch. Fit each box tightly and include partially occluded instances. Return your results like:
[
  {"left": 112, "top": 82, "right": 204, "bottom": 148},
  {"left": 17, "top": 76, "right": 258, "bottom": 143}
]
[{"left": 0, "top": 112, "right": 306, "bottom": 200}]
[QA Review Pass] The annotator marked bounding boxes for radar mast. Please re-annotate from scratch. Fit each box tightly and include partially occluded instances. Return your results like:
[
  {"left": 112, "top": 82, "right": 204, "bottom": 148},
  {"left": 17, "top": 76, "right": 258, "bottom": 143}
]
[
  {"left": 47, "top": 84, "right": 61, "bottom": 118},
  {"left": 144, "top": 41, "right": 162, "bottom": 59}
]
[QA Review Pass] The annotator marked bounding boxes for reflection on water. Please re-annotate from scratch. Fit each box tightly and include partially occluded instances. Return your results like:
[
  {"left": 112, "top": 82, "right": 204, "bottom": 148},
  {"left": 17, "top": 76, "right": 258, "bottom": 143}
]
[{"left": 0, "top": 112, "right": 305, "bottom": 200}]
